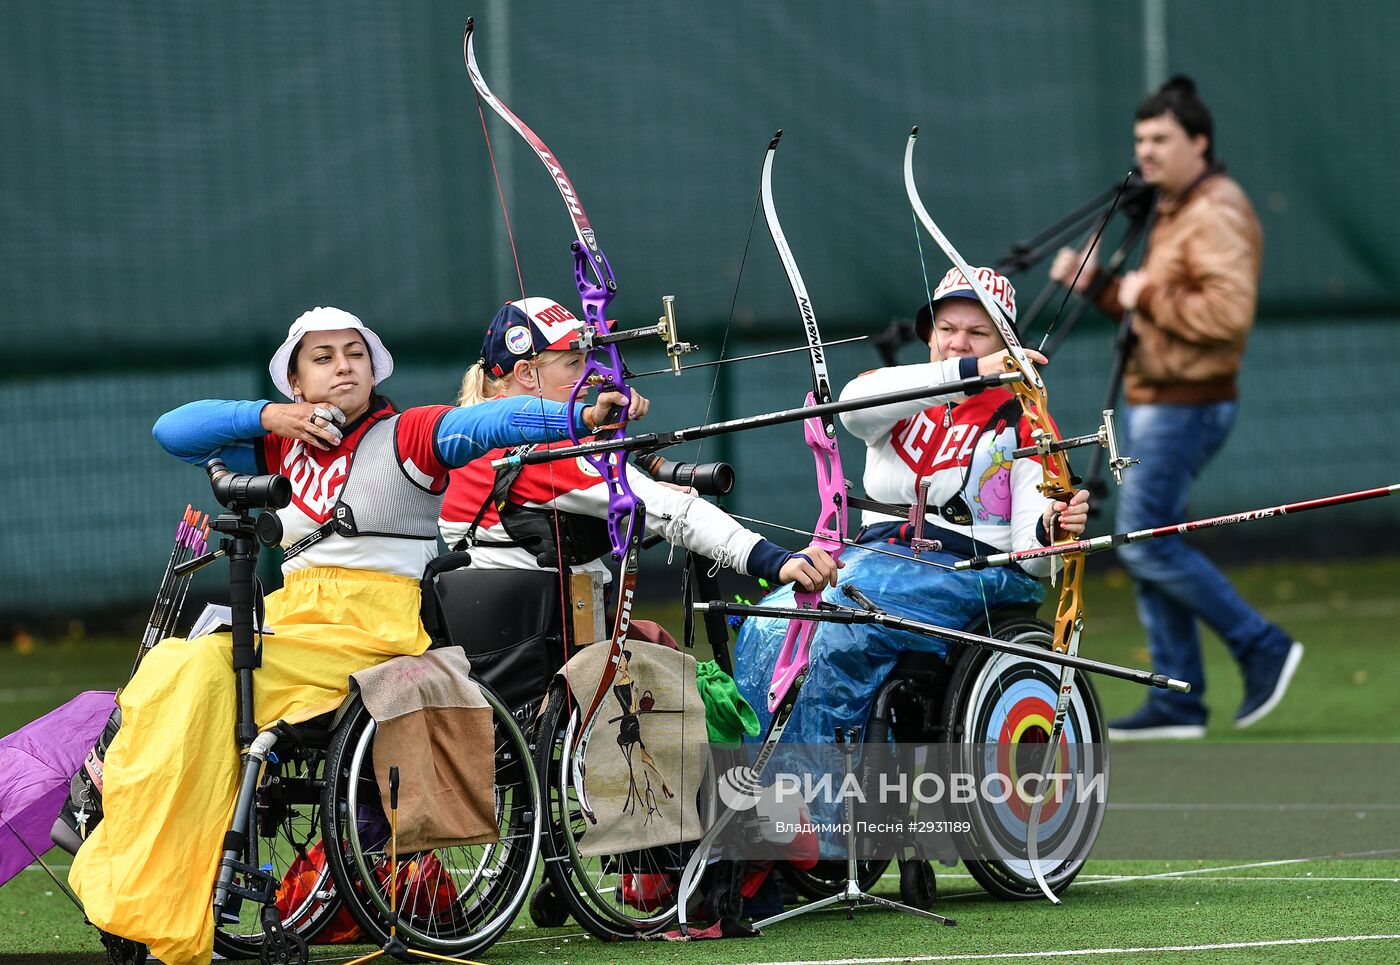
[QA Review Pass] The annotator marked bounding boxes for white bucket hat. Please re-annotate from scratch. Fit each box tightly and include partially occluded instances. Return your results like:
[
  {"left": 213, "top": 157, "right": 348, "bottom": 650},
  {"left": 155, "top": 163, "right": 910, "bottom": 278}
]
[{"left": 269, "top": 307, "right": 394, "bottom": 400}]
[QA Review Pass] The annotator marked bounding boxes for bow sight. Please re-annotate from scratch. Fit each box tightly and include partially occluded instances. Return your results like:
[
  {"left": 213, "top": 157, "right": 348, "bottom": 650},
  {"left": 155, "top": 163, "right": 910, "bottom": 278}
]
[{"left": 572, "top": 294, "right": 695, "bottom": 378}]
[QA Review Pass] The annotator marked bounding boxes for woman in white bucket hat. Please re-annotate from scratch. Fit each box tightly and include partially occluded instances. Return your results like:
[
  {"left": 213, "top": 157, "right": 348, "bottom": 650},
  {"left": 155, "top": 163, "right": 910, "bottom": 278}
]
[{"left": 69, "top": 306, "right": 642, "bottom": 964}]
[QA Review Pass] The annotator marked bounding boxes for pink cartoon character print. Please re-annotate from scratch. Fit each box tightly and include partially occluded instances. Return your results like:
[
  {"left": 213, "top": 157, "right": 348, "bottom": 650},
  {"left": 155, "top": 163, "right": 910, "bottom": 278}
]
[{"left": 973, "top": 447, "right": 1013, "bottom": 523}]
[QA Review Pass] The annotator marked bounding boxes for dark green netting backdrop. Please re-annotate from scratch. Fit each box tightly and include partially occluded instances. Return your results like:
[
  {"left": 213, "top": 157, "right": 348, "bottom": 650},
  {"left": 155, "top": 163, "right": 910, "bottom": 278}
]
[{"left": 3, "top": 1, "right": 1398, "bottom": 614}]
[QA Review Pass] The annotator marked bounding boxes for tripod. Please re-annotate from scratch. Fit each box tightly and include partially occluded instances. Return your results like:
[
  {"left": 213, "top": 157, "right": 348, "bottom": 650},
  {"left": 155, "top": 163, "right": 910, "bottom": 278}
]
[
  {"left": 174, "top": 461, "right": 311, "bottom": 965},
  {"left": 343, "top": 766, "right": 486, "bottom": 965},
  {"left": 752, "top": 726, "right": 955, "bottom": 929}
]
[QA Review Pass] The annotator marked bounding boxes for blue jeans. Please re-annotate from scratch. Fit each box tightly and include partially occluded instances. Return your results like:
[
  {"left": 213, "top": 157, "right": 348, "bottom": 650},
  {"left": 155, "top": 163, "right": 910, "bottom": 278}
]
[{"left": 1116, "top": 402, "right": 1291, "bottom": 720}]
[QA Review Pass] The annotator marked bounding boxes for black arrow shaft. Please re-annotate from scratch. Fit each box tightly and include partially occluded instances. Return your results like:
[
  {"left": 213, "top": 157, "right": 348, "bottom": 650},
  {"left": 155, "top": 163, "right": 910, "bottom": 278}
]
[
  {"left": 959, "top": 482, "right": 1400, "bottom": 571},
  {"left": 694, "top": 601, "right": 1187, "bottom": 692}
]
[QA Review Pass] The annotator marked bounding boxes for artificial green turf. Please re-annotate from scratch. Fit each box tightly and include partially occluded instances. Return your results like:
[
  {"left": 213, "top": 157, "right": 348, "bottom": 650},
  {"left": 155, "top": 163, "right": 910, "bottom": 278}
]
[{"left": 1, "top": 558, "right": 1397, "bottom": 960}]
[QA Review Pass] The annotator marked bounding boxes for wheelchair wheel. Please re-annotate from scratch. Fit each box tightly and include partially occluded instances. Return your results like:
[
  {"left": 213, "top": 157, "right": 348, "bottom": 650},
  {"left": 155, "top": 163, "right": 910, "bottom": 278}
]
[
  {"left": 533, "top": 680, "right": 713, "bottom": 940},
  {"left": 320, "top": 687, "right": 540, "bottom": 956},
  {"left": 97, "top": 929, "right": 147, "bottom": 965},
  {"left": 941, "top": 611, "right": 1107, "bottom": 900},
  {"left": 212, "top": 742, "right": 341, "bottom": 959},
  {"left": 899, "top": 858, "right": 937, "bottom": 910}
]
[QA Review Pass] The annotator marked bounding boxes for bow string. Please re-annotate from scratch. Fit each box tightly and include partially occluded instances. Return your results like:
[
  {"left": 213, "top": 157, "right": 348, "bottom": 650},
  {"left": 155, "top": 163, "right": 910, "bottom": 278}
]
[{"left": 464, "top": 20, "right": 667, "bottom": 826}]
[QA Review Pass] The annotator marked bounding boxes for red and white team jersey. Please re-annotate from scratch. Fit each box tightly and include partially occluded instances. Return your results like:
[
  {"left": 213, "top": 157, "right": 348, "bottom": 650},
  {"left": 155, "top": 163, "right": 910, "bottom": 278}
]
[
  {"left": 258, "top": 402, "right": 454, "bottom": 579},
  {"left": 839, "top": 360, "right": 1058, "bottom": 578},
  {"left": 439, "top": 436, "right": 764, "bottom": 582}
]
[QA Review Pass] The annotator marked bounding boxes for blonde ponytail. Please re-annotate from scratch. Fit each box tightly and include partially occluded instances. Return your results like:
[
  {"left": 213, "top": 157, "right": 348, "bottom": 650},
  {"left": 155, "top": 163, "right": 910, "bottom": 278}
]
[
  {"left": 456, "top": 361, "right": 507, "bottom": 407},
  {"left": 458, "top": 349, "right": 576, "bottom": 407}
]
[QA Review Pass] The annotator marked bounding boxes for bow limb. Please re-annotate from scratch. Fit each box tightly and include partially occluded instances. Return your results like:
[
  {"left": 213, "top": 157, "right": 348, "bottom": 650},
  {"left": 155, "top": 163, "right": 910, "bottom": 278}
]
[
  {"left": 464, "top": 21, "right": 643, "bottom": 828},
  {"left": 760, "top": 130, "right": 849, "bottom": 713},
  {"left": 903, "top": 128, "right": 1042, "bottom": 386},
  {"left": 904, "top": 126, "right": 1085, "bottom": 903},
  {"left": 676, "top": 131, "right": 852, "bottom": 933},
  {"left": 464, "top": 20, "right": 616, "bottom": 299}
]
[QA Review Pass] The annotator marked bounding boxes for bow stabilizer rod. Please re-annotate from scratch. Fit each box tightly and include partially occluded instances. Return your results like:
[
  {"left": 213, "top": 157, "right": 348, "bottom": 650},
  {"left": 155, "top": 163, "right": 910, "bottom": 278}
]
[{"left": 490, "top": 371, "right": 1023, "bottom": 469}]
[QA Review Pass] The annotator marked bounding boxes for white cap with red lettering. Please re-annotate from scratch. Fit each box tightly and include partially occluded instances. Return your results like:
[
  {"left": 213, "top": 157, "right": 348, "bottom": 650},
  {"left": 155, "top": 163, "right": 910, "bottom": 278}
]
[{"left": 915, "top": 266, "right": 1017, "bottom": 343}]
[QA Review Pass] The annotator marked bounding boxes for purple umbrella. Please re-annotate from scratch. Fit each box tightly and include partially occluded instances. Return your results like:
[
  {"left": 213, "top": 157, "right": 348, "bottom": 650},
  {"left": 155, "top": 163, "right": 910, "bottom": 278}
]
[{"left": 0, "top": 690, "right": 117, "bottom": 888}]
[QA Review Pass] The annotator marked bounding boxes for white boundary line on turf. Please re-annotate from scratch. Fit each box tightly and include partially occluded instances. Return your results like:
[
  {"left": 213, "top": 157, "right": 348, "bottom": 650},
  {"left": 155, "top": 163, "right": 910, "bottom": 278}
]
[
  {"left": 1073, "top": 848, "right": 1400, "bottom": 885},
  {"left": 496, "top": 930, "right": 589, "bottom": 945},
  {"left": 884, "top": 850, "right": 1400, "bottom": 901},
  {"left": 1152, "top": 875, "right": 1400, "bottom": 882},
  {"left": 732, "top": 934, "right": 1400, "bottom": 965}
]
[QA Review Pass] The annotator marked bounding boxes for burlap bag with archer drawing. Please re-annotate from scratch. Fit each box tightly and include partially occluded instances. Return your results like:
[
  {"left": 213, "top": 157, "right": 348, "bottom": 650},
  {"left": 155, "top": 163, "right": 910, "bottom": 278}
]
[{"left": 557, "top": 639, "right": 708, "bottom": 857}]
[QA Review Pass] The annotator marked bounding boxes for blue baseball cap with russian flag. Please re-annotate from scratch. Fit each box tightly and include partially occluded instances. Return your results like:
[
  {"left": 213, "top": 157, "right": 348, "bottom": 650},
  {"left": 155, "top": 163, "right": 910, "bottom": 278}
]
[{"left": 479, "top": 297, "right": 586, "bottom": 377}]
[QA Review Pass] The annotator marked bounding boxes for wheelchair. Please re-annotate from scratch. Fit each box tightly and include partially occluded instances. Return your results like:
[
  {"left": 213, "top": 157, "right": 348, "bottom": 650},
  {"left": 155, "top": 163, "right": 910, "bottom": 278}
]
[
  {"left": 424, "top": 552, "right": 723, "bottom": 941},
  {"left": 207, "top": 555, "right": 543, "bottom": 960},
  {"left": 57, "top": 647, "right": 538, "bottom": 965},
  {"left": 59, "top": 504, "right": 540, "bottom": 964},
  {"left": 316, "top": 685, "right": 540, "bottom": 954},
  {"left": 266, "top": 551, "right": 545, "bottom": 957},
  {"left": 197, "top": 549, "right": 540, "bottom": 957},
  {"left": 783, "top": 605, "right": 1108, "bottom": 907}
]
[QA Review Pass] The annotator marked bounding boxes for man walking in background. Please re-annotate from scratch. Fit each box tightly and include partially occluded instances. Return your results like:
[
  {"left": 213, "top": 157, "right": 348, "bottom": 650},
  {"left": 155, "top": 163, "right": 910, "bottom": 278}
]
[{"left": 1051, "top": 75, "right": 1302, "bottom": 739}]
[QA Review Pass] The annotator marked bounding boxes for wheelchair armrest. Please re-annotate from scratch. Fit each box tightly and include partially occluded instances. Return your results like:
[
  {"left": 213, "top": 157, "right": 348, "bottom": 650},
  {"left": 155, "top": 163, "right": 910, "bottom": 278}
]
[
  {"left": 423, "top": 550, "right": 473, "bottom": 581},
  {"left": 420, "top": 551, "right": 474, "bottom": 646}
]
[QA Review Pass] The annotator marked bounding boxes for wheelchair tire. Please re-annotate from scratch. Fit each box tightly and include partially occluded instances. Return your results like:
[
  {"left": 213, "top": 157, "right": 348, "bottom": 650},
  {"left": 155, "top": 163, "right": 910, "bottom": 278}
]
[
  {"left": 528, "top": 880, "right": 571, "bottom": 928},
  {"left": 533, "top": 679, "right": 713, "bottom": 940},
  {"left": 98, "top": 929, "right": 147, "bottom": 965},
  {"left": 320, "top": 687, "right": 540, "bottom": 957},
  {"left": 898, "top": 858, "right": 937, "bottom": 910},
  {"left": 940, "top": 611, "right": 1108, "bottom": 901},
  {"left": 211, "top": 741, "right": 341, "bottom": 960}
]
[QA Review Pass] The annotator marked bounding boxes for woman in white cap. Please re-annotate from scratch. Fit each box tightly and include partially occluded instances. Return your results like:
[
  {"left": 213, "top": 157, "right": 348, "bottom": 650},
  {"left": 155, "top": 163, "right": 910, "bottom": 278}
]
[
  {"left": 732, "top": 266, "right": 1089, "bottom": 749},
  {"left": 441, "top": 297, "right": 841, "bottom": 595},
  {"left": 69, "top": 306, "right": 640, "bottom": 965}
]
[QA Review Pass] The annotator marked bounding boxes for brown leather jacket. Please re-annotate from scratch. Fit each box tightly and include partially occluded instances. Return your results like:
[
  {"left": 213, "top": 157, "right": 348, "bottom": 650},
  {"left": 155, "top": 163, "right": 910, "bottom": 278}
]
[{"left": 1100, "top": 169, "right": 1263, "bottom": 404}]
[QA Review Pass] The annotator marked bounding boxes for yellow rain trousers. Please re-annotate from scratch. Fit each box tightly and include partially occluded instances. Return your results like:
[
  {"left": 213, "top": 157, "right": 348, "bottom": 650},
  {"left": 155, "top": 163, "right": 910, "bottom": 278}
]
[{"left": 69, "top": 567, "right": 432, "bottom": 965}]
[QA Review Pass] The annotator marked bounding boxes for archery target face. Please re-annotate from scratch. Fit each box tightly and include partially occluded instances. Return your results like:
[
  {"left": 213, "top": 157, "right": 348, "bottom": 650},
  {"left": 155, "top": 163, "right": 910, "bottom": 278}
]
[{"left": 952, "top": 635, "right": 1106, "bottom": 885}]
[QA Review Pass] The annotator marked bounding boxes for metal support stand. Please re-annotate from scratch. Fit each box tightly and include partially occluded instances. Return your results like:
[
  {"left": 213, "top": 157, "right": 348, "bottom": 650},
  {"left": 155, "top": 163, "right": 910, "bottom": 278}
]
[
  {"left": 344, "top": 767, "right": 479, "bottom": 965},
  {"left": 753, "top": 727, "right": 955, "bottom": 929}
]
